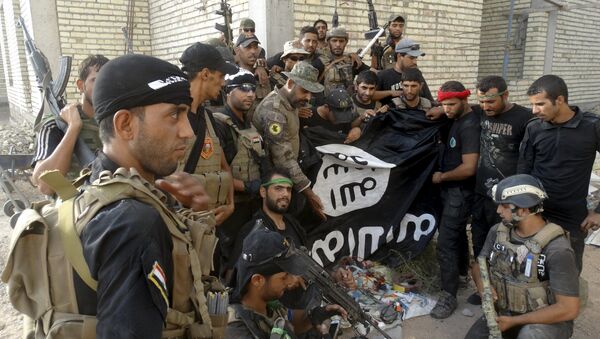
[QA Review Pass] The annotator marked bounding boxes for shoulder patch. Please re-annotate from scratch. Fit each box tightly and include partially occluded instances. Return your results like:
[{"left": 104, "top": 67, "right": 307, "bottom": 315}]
[
  {"left": 148, "top": 261, "right": 169, "bottom": 307},
  {"left": 269, "top": 122, "right": 283, "bottom": 136}
]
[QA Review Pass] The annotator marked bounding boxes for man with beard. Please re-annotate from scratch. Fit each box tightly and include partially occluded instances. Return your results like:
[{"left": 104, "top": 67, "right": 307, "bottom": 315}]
[
  {"left": 392, "top": 68, "right": 433, "bottom": 111},
  {"left": 466, "top": 76, "right": 532, "bottom": 305},
  {"left": 313, "top": 18, "right": 329, "bottom": 55},
  {"left": 374, "top": 39, "right": 433, "bottom": 106},
  {"left": 518, "top": 74, "right": 600, "bottom": 273},
  {"left": 352, "top": 70, "right": 387, "bottom": 118},
  {"left": 431, "top": 81, "right": 480, "bottom": 319},
  {"left": 213, "top": 69, "right": 268, "bottom": 283},
  {"left": 380, "top": 14, "right": 406, "bottom": 70},
  {"left": 227, "top": 228, "right": 347, "bottom": 338},
  {"left": 179, "top": 42, "right": 238, "bottom": 225},
  {"left": 32, "top": 54, "right": 109, "bottom": 195},
  {"left": 465, "top": 174, "right": 579, "bottom": 339},
  {"left": 76, "top": 54, "right": 213, "bottom": 337},
  {"left": 319, "top": 27, "right": 369, "bottom": 96},
  {"left": 252, "top": 62, "right": 326, "bottom": 220},
  {"left": 235, "top": 34, "right": 271, "bottom": 102}
]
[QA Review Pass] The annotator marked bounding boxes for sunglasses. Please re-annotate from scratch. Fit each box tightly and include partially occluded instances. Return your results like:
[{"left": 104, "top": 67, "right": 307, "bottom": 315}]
[
  {"left": 243, "top": 28, "right": 255, "bottom": 33},
  {"left": 227, "top": 83, "right": 256, "bottom": 93},
  {"left": 287, "top": 56, "right": 305, "bottom": 62},
  {"left": 407, "top": 44, "right": 420, "bottom": 50}
]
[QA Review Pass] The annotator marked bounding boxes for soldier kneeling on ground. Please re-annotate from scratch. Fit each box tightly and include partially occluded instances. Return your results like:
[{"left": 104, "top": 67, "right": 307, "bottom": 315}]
[{"left": 466, "top": 174, "right": 580, "bottom": 339}]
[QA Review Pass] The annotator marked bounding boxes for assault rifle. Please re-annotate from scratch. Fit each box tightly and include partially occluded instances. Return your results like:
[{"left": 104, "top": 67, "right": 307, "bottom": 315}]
[
  {"left": 364, "top": 0, "right": 385, "bottom": 70},
  {"left": 332, "top": 0, "right": 339, "bottom": 28},
  {"left": 477, "top": 257, "right": 502, "bottom": 339},
  {"left": 17, "top": 16, "right": 95, "bottom": 166},
  {"left": 294, "top": 248, "right": 393, "bottom": 339},
  {"left": 215, "top": 0, "right": 233, "bottom": 49}
]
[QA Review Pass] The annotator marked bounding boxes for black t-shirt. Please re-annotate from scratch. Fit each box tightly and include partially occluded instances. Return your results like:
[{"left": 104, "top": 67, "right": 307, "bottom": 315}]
[
  {"left": 267, "top": 51, "right": 284, "bottom": 69},
  {"left": 376, "top": 68, "right": 433, "bottom": 106},
  {"left": 213, "top": 106, "right": 253, "bottom": 164},
  {"left": 517, "top": 107, "right": 600, "bottom": 232},
  {"left": 352, "top": 94, "right": 377, "bottom": 111},
  {"left": 77, "top": 152, "right": 174, "bottom": 339},
  {"left": 475, "top": 104, "right": 533, "bottom": 195},
  {"left": 480, "top": 224, "right": 579, "bottom": 298},
  {"left": 441, "top": 110, "right": 481, "bottom": 189}
]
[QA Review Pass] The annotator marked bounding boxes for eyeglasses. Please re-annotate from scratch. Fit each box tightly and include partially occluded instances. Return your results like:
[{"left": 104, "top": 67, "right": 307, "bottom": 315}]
[
  {"left": 287, "top": 56, "right": 305, "bottom": 62},
  {"left": 243, "top": 28, "right": 255, "bottom": 33},
  {"left": 227, "top": 83, "right": 256, "bottom": 93}
]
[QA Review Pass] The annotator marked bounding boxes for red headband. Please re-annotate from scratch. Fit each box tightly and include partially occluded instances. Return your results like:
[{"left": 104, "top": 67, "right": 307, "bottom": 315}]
[{"left": 437, "top": 89, "right": 471, "bottom": 102}]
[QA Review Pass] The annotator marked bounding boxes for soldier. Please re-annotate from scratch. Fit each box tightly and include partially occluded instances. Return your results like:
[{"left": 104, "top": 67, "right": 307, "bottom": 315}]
[
  {"left": 313, "top": 18, "right": 329, "bottom": 55},
  {"left": 518, "top": 74, "right": 600, "bottom": 272},
  {"left": 319, "top": 27, "right": 369, "bottom": 96},
  {"left": 235, "top": 34, "right": 271, "bottom": 102},
  {"left": 213, "top": 68, "right": 268, "bottom": 282},
  {"left": 392, "top": 68, "right": 433, "bottom": 111},
  {"left": 252, "top": 61, "right": 326, "bottom": 220},
  {"left": 268, "top": 27, "right": 325, "bottom": 79},
  {"left": 380, "top": 14, "right": 406, "bottom": 70},
  {"left": 431, "top": 81, "right": 480, "bottom": 319},
  {"left": 468, "top": 76, "right": 533, "bottom": 305},
  {"left": 352, "top": 70, "right": 387, "bottom": 118},
  {"left": 374, "top": 38, "right": 433, "bottom": 107},
  {"left": 226, "top": 227, "right": 347, "bottom": 338},
  {"left": 466, "top": 174, "right": 580, "bottom": 339},
  {"left": 79, "top": 54, "right": 214, "bottom": 337},
  {"left": 237, "top": 18, "right": 270, "bottom": 95},
  {"left": 32, "top": 54, "right": 109, "bottom": 195},
  {"left": 179, "top": 42, "right": 238, "bottom": 225},
  {"left": 270, "top": 40, "right": 309, "bottom": 90}
]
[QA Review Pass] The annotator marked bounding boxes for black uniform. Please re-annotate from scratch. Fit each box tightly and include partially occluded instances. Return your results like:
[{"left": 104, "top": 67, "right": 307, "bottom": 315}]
[
  {"left": 517, "top": 107, "right": 600, "bottom": 271},
  {"left": 471, "top": 104, "right": 533, "bottom": 256},
  {"left": 376, "top": 68, "right": 433, "bottom": 107},
  {"left": 76, "top": 152, "right": 173, "bottom": 339},
  {"left": 437, "top": 109, "right": 480, "bottom": 297}
]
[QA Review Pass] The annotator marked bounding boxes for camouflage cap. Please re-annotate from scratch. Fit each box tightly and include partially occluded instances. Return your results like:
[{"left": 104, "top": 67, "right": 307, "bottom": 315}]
[
  {"left": 281, "top": 40, "right": 309, "bottom": 59},
  {"left": 239, "top": 18, "right": 255, "bottom": 29},
  {"left": 326, "top": 27, "right": 349, "bottom": 40},
  {"left": 282, "top": 61, "right": 324, "bottom": 93},
  {"left": 388, "top": 14, "right": 405, "bottom": 23}
]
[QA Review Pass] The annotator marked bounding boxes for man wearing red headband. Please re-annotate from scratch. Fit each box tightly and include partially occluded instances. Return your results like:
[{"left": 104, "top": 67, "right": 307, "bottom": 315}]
[{"left": 431, "top": 81, "right": 481, "bottom": 319}]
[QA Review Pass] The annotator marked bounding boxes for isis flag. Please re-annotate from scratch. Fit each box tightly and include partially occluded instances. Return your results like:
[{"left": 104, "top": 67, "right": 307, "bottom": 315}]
[{"left": 306, "top": 109, "right": 449, "bottom": 267}]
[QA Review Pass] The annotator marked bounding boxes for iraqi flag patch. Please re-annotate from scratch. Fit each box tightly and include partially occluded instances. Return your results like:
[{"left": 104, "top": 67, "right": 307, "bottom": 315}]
[{"left": 147, "top": 261, "right": 169, "bottom": 307}]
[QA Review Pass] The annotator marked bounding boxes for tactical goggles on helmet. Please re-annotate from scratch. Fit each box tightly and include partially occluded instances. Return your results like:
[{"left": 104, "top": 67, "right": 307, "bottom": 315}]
[{"left": 227, "top": 83, "right": 256, "bottom": 93}]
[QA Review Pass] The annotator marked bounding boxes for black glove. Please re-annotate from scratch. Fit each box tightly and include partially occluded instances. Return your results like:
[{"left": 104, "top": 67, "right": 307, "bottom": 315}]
[{"left": 307, "top": 306, "right": 341, "bottom": 326}]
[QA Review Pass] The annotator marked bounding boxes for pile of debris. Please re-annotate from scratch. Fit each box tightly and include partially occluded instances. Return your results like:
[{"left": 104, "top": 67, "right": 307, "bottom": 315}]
[{"left": 0, "top": 122, "right": 35, "bottom": 155}]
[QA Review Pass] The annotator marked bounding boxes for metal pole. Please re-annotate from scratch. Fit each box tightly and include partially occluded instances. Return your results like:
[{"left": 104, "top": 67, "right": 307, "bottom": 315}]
[{"left": 502, "top": 0, "right": 516, "bottom": 78}]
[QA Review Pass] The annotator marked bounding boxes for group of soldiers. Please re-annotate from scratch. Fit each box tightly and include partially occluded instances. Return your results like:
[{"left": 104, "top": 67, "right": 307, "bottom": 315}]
[{"left": 18, "top": 11, "right": 599, "bottom": 339}]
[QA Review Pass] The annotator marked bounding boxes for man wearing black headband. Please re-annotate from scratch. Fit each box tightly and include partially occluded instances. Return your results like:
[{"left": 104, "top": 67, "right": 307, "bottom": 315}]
[
  {"left": 179, "top": 42, "right": 239, "bottom": 226},
  {"left": 212, "top": 68, "right": 268, "bottom": 283},
  {"left": 73, "top": 54, "right": 212, "bottom": 338}
]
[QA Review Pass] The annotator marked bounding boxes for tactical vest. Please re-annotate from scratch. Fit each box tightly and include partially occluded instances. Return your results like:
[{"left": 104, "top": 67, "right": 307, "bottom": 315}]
[
  {"left": 212, "top": 112, "right": 265, "bottom": 185},
  {"left": 1, "top": 168, "right": 225, "bottom": 339},
  {"left": 392, "top": 97, "right": 432, "bottom": 111},
  {"left": 319, "top": 54, "right": 354, "bottom": 96},
  {"left": 37, "top": 107, "right": 102, "bottom": 178},
  {"left": 381, "top": 45, "right": 396, "bottom": 70},
  {"left": 354, "top": 101, "right": 381, "bottom": 118},
  {"left": 488, "top": 223, "right": 566, "bottom": 314},
  {"left": 227, "top": 303, "right": 295, "bottom": 339},
  {"left": 180, "top": 111, "right": 232, "bottom": 209}
]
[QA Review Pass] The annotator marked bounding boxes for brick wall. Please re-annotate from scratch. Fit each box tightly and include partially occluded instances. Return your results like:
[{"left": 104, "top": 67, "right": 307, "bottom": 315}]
[
  {"left": 148, "top": 0, "right": 249, "bottom": 65},
  {"left": 292, "top": 0, "right": 485, "bottom": 97},
  {"left": 55, "top": 0, "right": 152, "bottom": 101}
]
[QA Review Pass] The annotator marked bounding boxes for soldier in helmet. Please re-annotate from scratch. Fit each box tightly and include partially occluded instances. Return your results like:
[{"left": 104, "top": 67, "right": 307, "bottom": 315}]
[
  {"left": 465, "top": 174, "right": 580, "bottom": 339},
  {"left": 379, "top": 14, "right": 406, "bottom": 70},
  {"left": 319, "top": 27, "right": 369, "bottom": 96}
]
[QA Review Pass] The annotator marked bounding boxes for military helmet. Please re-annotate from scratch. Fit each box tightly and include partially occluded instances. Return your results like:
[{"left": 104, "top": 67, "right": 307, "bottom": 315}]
[
  {"left": 491, "top": 174, "right": 547, "bottom": 208},
  {"left": 326, "top": 27, "right": 349, "bottom": 40}
]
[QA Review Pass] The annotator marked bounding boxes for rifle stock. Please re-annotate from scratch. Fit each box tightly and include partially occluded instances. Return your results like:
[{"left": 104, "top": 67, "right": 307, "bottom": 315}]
[
  {"left": 477, "top": 256, "right": 502, "bottom": 339},
  {"left": 295, "top": 249, "right": 393, "bottom": 339},
  {"left": 17, "top": 16, "right": 96, "bottom": 166}
]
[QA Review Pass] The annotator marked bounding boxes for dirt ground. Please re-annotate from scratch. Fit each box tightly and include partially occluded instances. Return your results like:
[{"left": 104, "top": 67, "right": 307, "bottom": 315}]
[{"left": 1, "top": 180, "right": 599, "bottom": 338}]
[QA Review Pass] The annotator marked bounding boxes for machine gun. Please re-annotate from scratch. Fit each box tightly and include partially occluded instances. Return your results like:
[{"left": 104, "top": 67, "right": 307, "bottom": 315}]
[
  {"left": 364, "top": 0, "right": 385, "bottom": 70},
  {"left": 294, "top": 248, "right": 393, "bottom": 339},
  {"left": 332, "top": 0, "right": 339, "bottom": 28},
  {"left": 17, "top": 16, "right": 95, "bottom": 166},
  {"left": 215, "top": 0, "right": 233, "bottom": 49},
  {"left": 477, "top": 257, "right": 502, "bottom": 339}
]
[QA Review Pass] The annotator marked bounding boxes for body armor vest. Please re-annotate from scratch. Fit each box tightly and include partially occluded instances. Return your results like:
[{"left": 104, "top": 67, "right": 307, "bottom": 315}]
[
  {"left": 319, "top": 54, "right": 354, "bottom": 96},
  {"left": 212, "top": 112, "right": 264, "bottom": 184},
  {"left": 381, "top": 45, "right": 396, "bottom": 70},
  {"left": 180, "top": 111, "right": 232, "bottom": 209},
  {"left": 488, "top": 223, "right": 566, "bottom": 314},
  {"left": 2, "top": 168, "right": 223, "bottom": 338}
]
